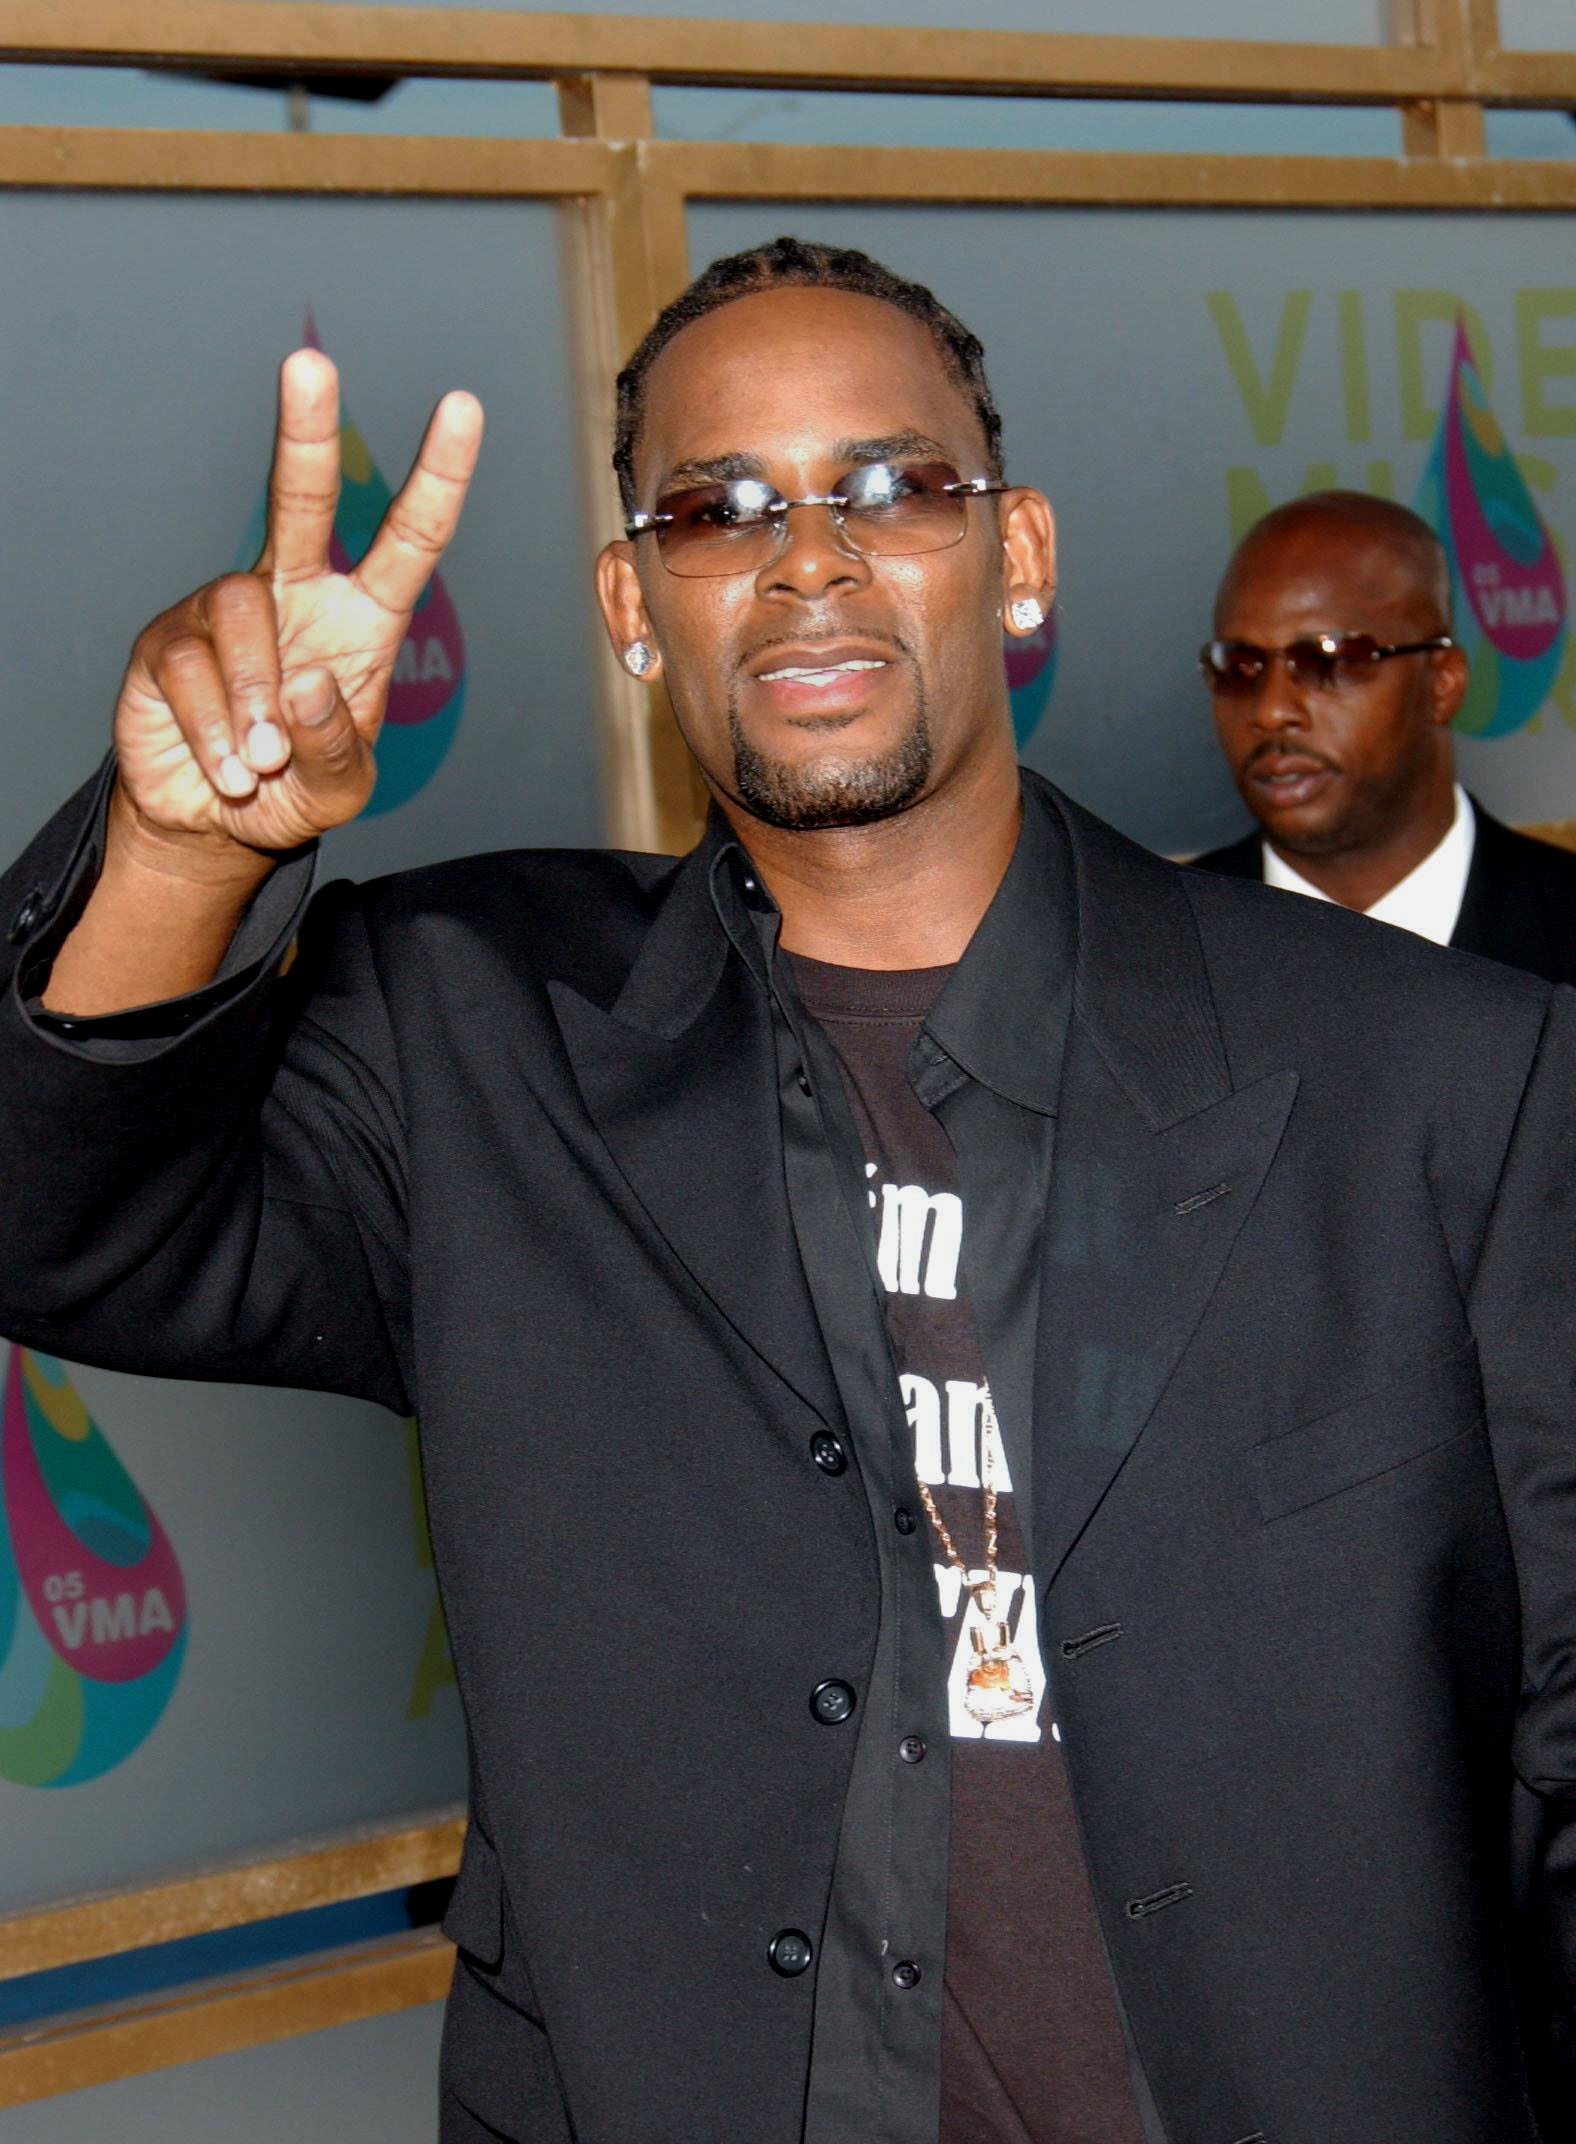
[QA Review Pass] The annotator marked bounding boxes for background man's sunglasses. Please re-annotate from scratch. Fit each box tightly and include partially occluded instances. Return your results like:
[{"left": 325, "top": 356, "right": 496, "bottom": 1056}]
[
  {"left": 625, "top": 461, "right": 1008, "bottom": 579},
  {"left": 1199, "top": 631, "right": 1454, "bottom": 696}
]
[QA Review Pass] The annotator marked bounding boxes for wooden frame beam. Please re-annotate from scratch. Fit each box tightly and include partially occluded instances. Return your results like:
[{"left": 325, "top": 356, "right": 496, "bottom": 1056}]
[
  {"left": 0, "top": 1811, "right": 464, "bottom": 1981},
  {"left": 0, "top": 1929, "right": 455, "bottom": 2107},
  {"left": 0, "top": 1, "right": 1476, "bottom": 101},
  {"left": 0, "top": 0, "right": 1560, "bottom": 103},
  {"left": 555, "top": 84, "right": 706, "bottom": 854},
  {"left": 0, "top": 125, "right": 615, "bottom": 193},
  {"left": 3, "top": 129, "right": 1575, "bottom": 211},
  {"left": 655, "top": 139, "right": 1576, "bottom": 210},
  {"left": 1487, "top": 51, "right": 1576, "bottom": 105},
  {"left": 1526, "top": 823, "right": 1576, "bottom": 854},
  {"left": 0, "top": 0, "right": 1563, "bottom": 105}
]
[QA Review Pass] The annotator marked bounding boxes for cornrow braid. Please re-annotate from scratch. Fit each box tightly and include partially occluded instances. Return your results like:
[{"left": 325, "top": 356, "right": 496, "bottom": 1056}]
[{"left": 612, "top": 235, "right": 1004, "bottom": 516}]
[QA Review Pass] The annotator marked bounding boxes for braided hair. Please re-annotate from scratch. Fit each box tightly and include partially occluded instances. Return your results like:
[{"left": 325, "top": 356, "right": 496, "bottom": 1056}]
[{"left": 612, "top": 235, "right": 1004, "bottom": 514}]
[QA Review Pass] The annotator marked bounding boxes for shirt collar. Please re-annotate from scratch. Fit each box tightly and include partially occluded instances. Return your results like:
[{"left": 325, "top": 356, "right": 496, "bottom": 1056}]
[
  {"left": 920, "top": 774, "right": 1074, "bottom": 1115},
  {"left": 1261, "top": 783, "right": 1476, "bottom": 948},
  {"left": 706, "top": 821, "right": 780, "bottom": 989},
  {"left": 710, "top": 774, "right": 1074, "bottom": 1116}
]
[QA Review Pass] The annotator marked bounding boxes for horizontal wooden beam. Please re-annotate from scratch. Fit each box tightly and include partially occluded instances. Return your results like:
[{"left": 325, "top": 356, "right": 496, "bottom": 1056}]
[
  {"left": 0, "top": 124, "right": 615, "bottom": 193},
  {"left": 655, "top": 138, "right": 1576, "bottom": 211},
  {"left": 4, "top": 128, "right": 1574, "bottom": 208},
  {"left": 0, "top": 1929, "right": 456, "bottom": 2106},
  {"left": 1477, "top": 50, "right": 1576, "bottom": 106},
  {"left": 1524, "top": 821, "right": 1576, "bottom": 855},
  {"left": 0, "top": 1810, "right": 464, "bottom": 1981},
  {"left": 0, "top": 0, "right": 1467, "bottom": 103}
]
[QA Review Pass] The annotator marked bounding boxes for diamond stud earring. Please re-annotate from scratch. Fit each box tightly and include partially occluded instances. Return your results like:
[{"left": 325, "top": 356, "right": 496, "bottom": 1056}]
[
  {"left": 623, "top": 642, "right": 656, "bottom": 678},
  {"left": 1008, "top": 599, "right": 1043, "bottom": 634}
]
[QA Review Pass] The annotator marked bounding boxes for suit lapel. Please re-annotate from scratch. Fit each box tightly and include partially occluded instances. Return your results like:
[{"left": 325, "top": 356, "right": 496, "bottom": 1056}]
[
  {"left": 1032, "top": 790, "right": 1299, "bottom": 1584},
  {"left": 548, "top": 844, "right": 843, "bottom": 1433},
  {"left": 1452, "top": 800, "right": 1546, "bottom": 971},
  {"left": 549, "top": 783, "right": 1300, "bottom": 1542},
  {"left": 1032, "top": 1050, "right": 1296, "bottom": 1583}
]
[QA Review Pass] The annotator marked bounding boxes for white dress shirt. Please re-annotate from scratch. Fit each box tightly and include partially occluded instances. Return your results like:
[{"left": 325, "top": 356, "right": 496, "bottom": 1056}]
[{"left": 1261, "top": 783, "right": 1476, "bottom": 948}]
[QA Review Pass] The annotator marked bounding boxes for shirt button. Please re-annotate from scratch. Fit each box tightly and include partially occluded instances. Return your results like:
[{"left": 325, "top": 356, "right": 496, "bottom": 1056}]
[
  {"left": 768, "top": 1929, "right": 813, "bottom": 1977},
  {"left": 8, "top": 887, "right": 45, "bottom": 945},
  {"left": 796, "top": 1069, "right": 812, "bottom": 1097},
  {"left": 810, "top": 1432, "right": 847, "bottom": 1476},
  {"left": 893, "top": 1506, "right": 917, "bottom": 1535},
  {"left": 809, "top": 1679, "right": 856, "bottom": 1725},
  {"left": 892, "top": 1959, "right": 922, "bottom": 1989},
  {"left": 899, "top": 1735, "right": 927, "bottom": 1764}
]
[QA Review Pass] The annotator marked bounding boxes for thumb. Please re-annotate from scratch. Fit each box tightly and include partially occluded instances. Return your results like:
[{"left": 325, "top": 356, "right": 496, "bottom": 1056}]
[{"left": 279, "top": 666, "right": 376, "bottom": 825}]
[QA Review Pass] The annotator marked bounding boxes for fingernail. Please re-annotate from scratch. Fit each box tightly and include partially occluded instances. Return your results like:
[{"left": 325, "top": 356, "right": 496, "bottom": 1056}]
[
  {"left": 217, "top": 753, "right": 255, "bottom": 797},
  {"left": 246, "top": 721, "right": 285, "bottom": 765},
  {"left": 287, "top": 671, "right": 336, "bottom": 726}
]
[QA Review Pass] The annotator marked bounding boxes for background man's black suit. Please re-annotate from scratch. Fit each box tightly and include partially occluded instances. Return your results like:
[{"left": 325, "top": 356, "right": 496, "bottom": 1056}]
[
  {"left": 1194, "top": 794, "right": 1576, "bottom": 985},
  {"left": 4, "top": 767, "right": 1576, "bottom": 2142}
]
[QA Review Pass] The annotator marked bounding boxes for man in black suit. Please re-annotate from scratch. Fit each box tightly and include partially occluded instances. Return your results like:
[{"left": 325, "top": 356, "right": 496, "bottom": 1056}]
[
  {"left": 3, "top": 243, "right": 1576, "bottom": 2144},
  {"left": 1194, "top": 489, "right": 1576, "bottom": 984}
]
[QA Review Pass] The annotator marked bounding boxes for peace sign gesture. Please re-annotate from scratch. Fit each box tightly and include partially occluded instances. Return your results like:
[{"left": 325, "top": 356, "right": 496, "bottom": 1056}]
[{"left": 113, "top": 349, "right": 483, "bottom": 856}]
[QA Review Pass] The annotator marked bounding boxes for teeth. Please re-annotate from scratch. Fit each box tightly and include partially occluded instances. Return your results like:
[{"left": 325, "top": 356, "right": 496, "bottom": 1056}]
[{"left": 759, "top": 660, "right": 885, "bottom": 681}]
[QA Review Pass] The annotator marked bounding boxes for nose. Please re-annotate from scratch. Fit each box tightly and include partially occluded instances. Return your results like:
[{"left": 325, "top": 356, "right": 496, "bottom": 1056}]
[
  {"left": 1245, "top": 651, "right": 1314, "bottom": 736},
  {"left": 757, "top": 500, "right": 872, "bottom": 602}
]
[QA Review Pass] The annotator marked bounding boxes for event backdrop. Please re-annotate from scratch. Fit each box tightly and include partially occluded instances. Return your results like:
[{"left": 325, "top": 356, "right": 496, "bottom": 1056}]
[
  {"left": 2, "top": 188, "right": 1572, "bottom": 1910},
  {"left": 0, "top": 1347, "right": 461, "bottom": 1908}
]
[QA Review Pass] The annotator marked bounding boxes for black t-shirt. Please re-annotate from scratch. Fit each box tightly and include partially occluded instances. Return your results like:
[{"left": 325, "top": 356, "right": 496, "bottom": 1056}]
[{"left": 791, "top": 952, "right": 1144, "bottom": 2144}]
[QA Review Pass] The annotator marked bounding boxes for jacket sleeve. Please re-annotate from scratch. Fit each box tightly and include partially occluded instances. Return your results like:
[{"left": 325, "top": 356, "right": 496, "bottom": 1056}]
[
  {"left": 1467, "top": 982, "right": 1576, "bottom": 2096},
  {"left": 0, "top": 768, "right": 413, "bottom": 1417}
]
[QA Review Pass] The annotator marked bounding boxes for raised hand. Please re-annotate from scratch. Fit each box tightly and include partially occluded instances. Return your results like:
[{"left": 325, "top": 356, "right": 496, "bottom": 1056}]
[{"left": 113, "top": 349, "right": 484, "bottom": 856}]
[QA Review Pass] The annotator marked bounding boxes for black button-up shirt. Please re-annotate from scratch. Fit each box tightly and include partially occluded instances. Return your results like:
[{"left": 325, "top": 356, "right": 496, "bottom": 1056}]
[{"left": 706, "top": 784, "right": 1085, "bottom": 2143}]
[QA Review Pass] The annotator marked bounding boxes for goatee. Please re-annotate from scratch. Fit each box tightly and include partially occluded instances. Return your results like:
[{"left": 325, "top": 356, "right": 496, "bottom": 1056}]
[{"left": 729, "top": 709, "right": 933, "bottom": 831}]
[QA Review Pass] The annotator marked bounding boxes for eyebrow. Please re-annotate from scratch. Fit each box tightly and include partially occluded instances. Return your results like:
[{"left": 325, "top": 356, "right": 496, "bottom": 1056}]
[
  {"left": 832, "top": 430, "right": 951, "bottom": 466},
  {"left": 653, "top": 429, "right": 956, "bottom": 500},
  {"left": 656, "top": 451, "right": 769, "bottom": 495}
]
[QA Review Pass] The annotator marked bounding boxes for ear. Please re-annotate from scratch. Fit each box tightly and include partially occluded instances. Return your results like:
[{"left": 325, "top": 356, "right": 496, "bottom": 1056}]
[
  {"left": 999, "top": 488, "right": 1056, "bottom": 635},
  {"left": 1428, "top": 639, "right": 1470, "bottom": 728},
  {"left": 595, "top": 542, "right": 663, "bottom": 677}
]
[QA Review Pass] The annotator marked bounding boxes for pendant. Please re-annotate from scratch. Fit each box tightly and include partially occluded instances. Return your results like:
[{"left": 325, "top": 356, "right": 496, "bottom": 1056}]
[{"left": 963, "top": 1618, "right": 1035, "bottom": 1723}]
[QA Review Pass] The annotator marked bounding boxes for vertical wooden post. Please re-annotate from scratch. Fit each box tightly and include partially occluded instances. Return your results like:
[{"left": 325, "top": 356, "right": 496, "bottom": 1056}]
[
  {"left": 1463, "top": 0, "right": 1503, "bottom": 74},
  {"left": 1389, "top": 0, "right": 1488, "bottom": 158},
  {"left": 558, "top": 73, "right": 706, "bottom": 854}
]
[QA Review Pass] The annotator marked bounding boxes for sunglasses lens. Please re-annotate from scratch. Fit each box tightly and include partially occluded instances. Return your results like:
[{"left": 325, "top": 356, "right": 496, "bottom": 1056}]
[
  {"left": 1201, "top": 641, "right": 1265, "bottom": 694},
  {"left": 654, "top": 481, "right": 780, "bottom": 577},
  {"left": 840, "top": 463, "right": 969, "bottom": 557},
  {"left": 1282, "top": 638, "right": 1341, "bottom": 689},
  {"left": 1333, "top": 632, "right": 1384, "bottom": 676},
  {"left": 1285, "top": 633, "right": 1385, "bottom": 688}
]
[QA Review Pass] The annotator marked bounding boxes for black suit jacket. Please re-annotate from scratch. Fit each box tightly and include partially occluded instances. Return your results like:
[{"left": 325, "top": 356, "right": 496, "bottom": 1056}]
[
  {"left": 1194, "top": 795, "right": 1576, "bottom": 984},
  {"left": 4, "top": 768, "right": 1576, "bottom": 2144}
]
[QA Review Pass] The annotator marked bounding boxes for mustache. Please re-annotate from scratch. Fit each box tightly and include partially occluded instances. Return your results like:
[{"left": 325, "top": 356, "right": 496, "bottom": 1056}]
[
  {"left": 737, "top": 625, "right": 912, "bottom": 668},
  {"left": 1243, "top": 739, "right": 1340, "bottom": 776}
]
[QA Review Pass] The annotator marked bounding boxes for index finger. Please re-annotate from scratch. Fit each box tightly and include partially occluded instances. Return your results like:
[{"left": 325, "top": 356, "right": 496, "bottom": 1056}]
[
  {"left": 353, "top": 390, "right": 484, "bottom": 617},
  {"left": 258, "top": 347, "right": 342, "bottom": 580}
]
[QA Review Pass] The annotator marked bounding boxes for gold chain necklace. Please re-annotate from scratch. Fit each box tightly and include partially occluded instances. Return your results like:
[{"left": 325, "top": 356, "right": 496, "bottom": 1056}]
[{"left": 914, "top": 1387, "right": 1034, "bottom": 1724}]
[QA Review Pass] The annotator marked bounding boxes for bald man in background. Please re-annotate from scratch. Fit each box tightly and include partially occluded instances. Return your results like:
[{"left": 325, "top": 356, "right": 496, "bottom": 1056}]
[{"left": 1194, "top": 490, "right": 1576, "bottom": 986}]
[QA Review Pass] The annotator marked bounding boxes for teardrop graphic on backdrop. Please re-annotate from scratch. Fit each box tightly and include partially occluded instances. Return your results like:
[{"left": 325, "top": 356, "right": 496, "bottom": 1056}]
[
  {"left": 0, "top": 1349, "right": 187, "bottom": 1787},
  {"left": 1415, "top": 319, "right": 1567, "bottom": 739},
  {"left": 1005, "top": 610, "right": 1059, "bottom": 748},
  {"left": 237, "top": 310, "right": 468, "bottom": 815}
]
